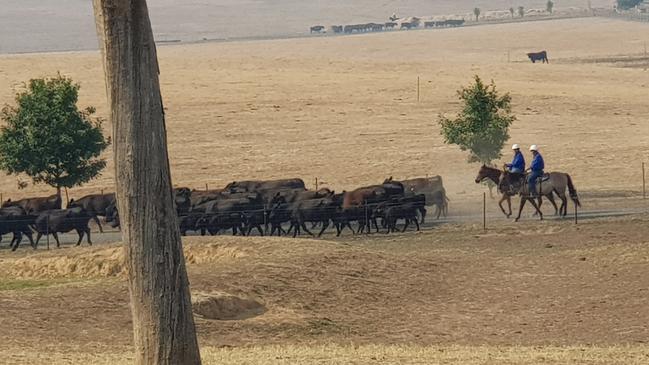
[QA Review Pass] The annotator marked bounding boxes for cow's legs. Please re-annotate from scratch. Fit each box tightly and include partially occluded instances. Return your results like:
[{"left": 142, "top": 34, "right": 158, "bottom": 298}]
[
  {"left": 414, "top": 217, "right": 420, "bottom": 231},
  {"left": 92, "top": 215, "right": 103, "bottom": 233},
  {"left": 402, "top": 218, "right": 410, "bottom": 232},
  {"left": 76, "top": 229, "right": 84, "bottom": 246},
  {"left": 35, "top": 232, "right": 43, "bottom": 246},
  {"left": 52, "top": 232, "right": 61, "bottom": 248},
  {"left": 86, "top": 228, "right": 92, "bottom": 245},
  {"left": 301, "top": 222, "right": 315, "bottom": 237},
  {"left": 317, "top": 220, "right": 329, "bottom": 238}
]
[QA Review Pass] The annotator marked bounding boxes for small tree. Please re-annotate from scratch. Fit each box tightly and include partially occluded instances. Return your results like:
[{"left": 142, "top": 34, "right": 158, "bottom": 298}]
[
  {"left": 509, "top": 7, "right": 515, "bottom": 18},
  {"left": 0, "top": 75, "right": 109, "bottom": 196},
  {"left": 546, "top": 0, "right": 554, "bottom": 13},
  {"left": 518, "top": 6, "right": 525, "bottom": 17},
  {"left": 439, "top": 76, "right": 516, "bottom": 166},
  {"left": 474, "top": 7, "right": 481, "bottom": 21}
]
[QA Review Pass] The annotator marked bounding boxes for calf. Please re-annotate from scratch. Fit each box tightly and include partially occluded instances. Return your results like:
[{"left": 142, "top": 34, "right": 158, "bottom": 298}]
[
  {"left": 34, "top": 207, "right": 92, "bottom": 247},
  {"left": 383, "top": 203, "right": 421, "bottom": 233}
]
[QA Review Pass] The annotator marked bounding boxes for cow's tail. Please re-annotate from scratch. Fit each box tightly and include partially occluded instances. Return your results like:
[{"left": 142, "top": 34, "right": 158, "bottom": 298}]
[{"left": 566, "top": 174, "right": 581, "bottom": 208}]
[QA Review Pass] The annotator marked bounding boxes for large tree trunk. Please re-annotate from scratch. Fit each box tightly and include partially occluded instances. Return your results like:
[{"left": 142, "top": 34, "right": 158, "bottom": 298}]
[{"left": 92, "top": 1, "right": 202, "bottom": 364}]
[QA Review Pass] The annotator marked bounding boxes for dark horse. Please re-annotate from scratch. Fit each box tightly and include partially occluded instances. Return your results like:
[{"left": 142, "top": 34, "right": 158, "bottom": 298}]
[
  {"left": 527, "top": 50, "right": 548, "bottom": 63},
  {"left": 475, "top": 165, "right": 551, "bottom": 219}
]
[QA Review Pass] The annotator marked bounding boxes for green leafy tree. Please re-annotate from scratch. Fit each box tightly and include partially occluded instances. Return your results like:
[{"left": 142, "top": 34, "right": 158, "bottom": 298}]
[
  {"left": 518, "top": 6, "right": 525, "bottom": 17},
  {"left": 546, "top": 0, "right": 554, "bottom": 13},
  {"left": 0, "top": 75, "right": 109, "bottom": 196},
  {"left": 439, "top": 76, "right": 516, "bottom": 165},
  {"left": 509, "top": 7, "right": 515, "bottom": 18},
  {"left": 617, "top": 0, "right": 642, "bottom": 10},
  {"left": 474, "top": 7, "right": 481, "bottom": 21}
]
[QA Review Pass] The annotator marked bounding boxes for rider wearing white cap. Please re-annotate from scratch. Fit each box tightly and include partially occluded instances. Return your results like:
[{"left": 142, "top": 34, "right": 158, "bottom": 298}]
[
  {"left": 505, "top": 144, "right": 525, "bottom": 174},
  {"left": 527, "top": 145, "right": 545, "bottom": 197}
]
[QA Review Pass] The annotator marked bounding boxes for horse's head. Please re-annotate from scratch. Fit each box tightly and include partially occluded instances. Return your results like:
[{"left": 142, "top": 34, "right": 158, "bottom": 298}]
[{"left": 475, "top": 165, "right": 489, "bottom": 184}]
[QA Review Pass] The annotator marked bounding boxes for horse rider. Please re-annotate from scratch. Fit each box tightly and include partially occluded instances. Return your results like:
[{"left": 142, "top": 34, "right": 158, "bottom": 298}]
[
  {"left": 504, "top": 144, "right": 525, "bottom": 192},
  {"left": 527, "top": 145, "right": 545, "bottom": 197}
]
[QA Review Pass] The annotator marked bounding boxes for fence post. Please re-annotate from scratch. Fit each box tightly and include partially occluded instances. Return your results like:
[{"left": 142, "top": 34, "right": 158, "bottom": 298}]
[
  {"left": 574, "top": 201, "right": 578, "bottom": 225},
  {"left": 643, "top": 162, "right": 646, "bottom": 199},
  {"left": 315, "top": 177, "right": 319, "bottom": 191},
  {"left": 205, "top": 183, "right": 209, "bottom": 191},
  {"left": 483, "top": 192, "right": 486, "bottom": 231},
  {"left": 46, "top": 215, "right": 50, "bottom": 250}
]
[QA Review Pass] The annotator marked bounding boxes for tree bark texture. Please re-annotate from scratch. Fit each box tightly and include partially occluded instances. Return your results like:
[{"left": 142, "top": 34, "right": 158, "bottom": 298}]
[{"left": 92, "top": 1, "right": 202, "bottom": 364}]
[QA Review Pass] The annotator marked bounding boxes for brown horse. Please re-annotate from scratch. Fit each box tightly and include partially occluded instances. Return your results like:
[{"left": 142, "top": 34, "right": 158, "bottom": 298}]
[
  {"left": 500, "top": 170, "right": 581, "bottom": 220},
  {"left": 475, "top": 165, "right": 556, "bottom": 219}
]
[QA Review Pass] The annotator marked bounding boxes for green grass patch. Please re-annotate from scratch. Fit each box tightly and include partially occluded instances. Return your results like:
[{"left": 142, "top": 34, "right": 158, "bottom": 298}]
[{"left": 0, "top": 279, "right": 70, "bottom": 291}]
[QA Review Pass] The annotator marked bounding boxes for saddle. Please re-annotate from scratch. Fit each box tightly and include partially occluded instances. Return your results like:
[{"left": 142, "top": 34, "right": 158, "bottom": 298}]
[{"left": 534, "top": 173, "right": 551, "bottom": 183}]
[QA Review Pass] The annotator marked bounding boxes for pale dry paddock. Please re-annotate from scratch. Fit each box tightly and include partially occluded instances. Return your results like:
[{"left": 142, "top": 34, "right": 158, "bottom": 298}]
[{"left": 0, "top": 17, "right": 648, "bottom": 206}]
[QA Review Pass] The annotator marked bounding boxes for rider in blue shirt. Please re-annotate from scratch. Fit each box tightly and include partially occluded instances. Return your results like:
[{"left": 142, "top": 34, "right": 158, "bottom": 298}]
[
  {"left": 505, "top": 144, "right": 525, "bottom": 173},
  {"left": 528, "top": 145, "right": 544, "bottom": 197}
]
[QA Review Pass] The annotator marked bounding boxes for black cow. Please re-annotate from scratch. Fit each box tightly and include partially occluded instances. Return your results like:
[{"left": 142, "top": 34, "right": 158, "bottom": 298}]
[
  {"left": 331, "top": 25, "right": 343, "bottom": 34},
  {"left": 288, "top": 198, "right": 338, "bottom": 238},
  {"left": 0, "top": 206, "right": 36, "bottom": 251},
  {"left": 310, "top": 25, "right": 325, "bottom": 33},
  {"left": 34, "top": 207, "right": 92, "bottom": 247},
  {"left": 383, "top": 203, "right": 421, "bottom": 233},
  {"left": 68, "top": 193, "right": 116, "bottom": 233},
  {"left": 527, "top": 51, "right": 549, "bottom": 63}
]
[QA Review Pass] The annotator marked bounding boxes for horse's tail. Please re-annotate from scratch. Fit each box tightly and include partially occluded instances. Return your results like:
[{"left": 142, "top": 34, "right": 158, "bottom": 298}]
[{"left": 566, "top": 174, "right": 581, "bottom": 207}]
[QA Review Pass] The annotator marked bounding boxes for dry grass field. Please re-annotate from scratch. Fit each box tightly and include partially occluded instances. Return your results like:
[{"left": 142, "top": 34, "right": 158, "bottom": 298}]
[
  {"left": 1, "top": 216, "right": 649, "bottom": 363},
  {"left": 1, "top": 17, "right": 649, "bottom": 364}
]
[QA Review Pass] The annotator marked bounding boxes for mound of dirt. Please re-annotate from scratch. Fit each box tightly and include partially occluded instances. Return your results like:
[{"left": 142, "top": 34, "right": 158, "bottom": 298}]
[{"left": 192, "top": 291, "right": 266, "bottom": 320}]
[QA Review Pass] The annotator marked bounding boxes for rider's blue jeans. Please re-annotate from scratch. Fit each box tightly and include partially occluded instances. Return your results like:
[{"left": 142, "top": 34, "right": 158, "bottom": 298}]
[{"left": 528, "top": 170, "right": 543, "bottom": 195}]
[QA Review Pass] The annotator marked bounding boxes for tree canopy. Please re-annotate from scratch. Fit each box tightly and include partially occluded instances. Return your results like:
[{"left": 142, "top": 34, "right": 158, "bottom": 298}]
[
  {"left": 438, "top": 76, "right": 516, "bottom": 165},
  {"left": 547, "top": 0, "right": 554, "bottom": 13},
  {"left": 0, "top": 75, "right": 109, "bottom": 192}
]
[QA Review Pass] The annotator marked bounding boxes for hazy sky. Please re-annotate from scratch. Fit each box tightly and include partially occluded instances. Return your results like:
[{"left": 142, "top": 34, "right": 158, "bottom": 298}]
[{"left": 0, "top": 0, "right": 612, "bottom": 54}]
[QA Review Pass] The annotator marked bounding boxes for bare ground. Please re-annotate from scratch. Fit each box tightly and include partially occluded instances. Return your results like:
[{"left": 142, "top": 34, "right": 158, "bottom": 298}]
[{"left": 1, "top": 215, "right": 649, "bottom": 363}]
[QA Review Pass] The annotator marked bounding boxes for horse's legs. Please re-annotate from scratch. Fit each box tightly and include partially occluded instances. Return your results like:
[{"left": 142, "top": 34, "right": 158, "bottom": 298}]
[
  {"left": 515, "top": 198, "right": 527, "bottom": 222},
  {"left": 507, "top": 196, "right": 512, "bottom": 217},
  {"left": 556, "top": 190, "right": 568, "bottom": 217},
  {"left": 498, "top": 195, "right": 509, "bottom": 217},
  {"left": 545, "top": 193, "right": 559, "bottom": 216},
  {"left": 528, "top": 198, "right": 544, "bottom": 220}
]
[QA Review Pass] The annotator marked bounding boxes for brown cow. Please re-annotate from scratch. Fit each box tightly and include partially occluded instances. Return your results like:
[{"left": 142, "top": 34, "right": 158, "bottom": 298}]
[
  {"left": 384, "top": 176, "right": 449, "bottom": 217},
  {"left": 67, "top": 193, "right": 116, "bottom": 233},
  {"left": 226, "top": 178, "right": 306, "bottom": 193},
  {"left": 2, "top": 194, "right": 62, "bottom": 214}
]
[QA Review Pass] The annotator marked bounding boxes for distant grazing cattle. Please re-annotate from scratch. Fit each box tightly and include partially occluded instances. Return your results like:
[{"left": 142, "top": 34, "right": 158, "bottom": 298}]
[
  {"left": 400, "top": 22, "right": 416, "bottom": 30},
  {"left": 384, "top": 22, "right": 398, "bottom": 29},
  {"left": 331, "top": 25, "right": 343, "bottom": 34},
  {"left": 446, "top": 19, "right": 465, "bottom": 27},
  {"left": 310, "top": 25, "right": 325, "bottom": 33},
  {"left": 527, "top": 50, "right": 549, "bottom": 63},
  {"left": 2, "top": 194, "right": 62, "bottom": 214}
]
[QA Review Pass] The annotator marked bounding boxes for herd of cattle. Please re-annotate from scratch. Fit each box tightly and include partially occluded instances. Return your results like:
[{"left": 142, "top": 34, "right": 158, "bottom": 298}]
[
  {"left": 0, "top": 176, "right": 448, "bottom": 251},
  {"left": 310, "top": 18, "right": 465, "bottom": 34}
]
